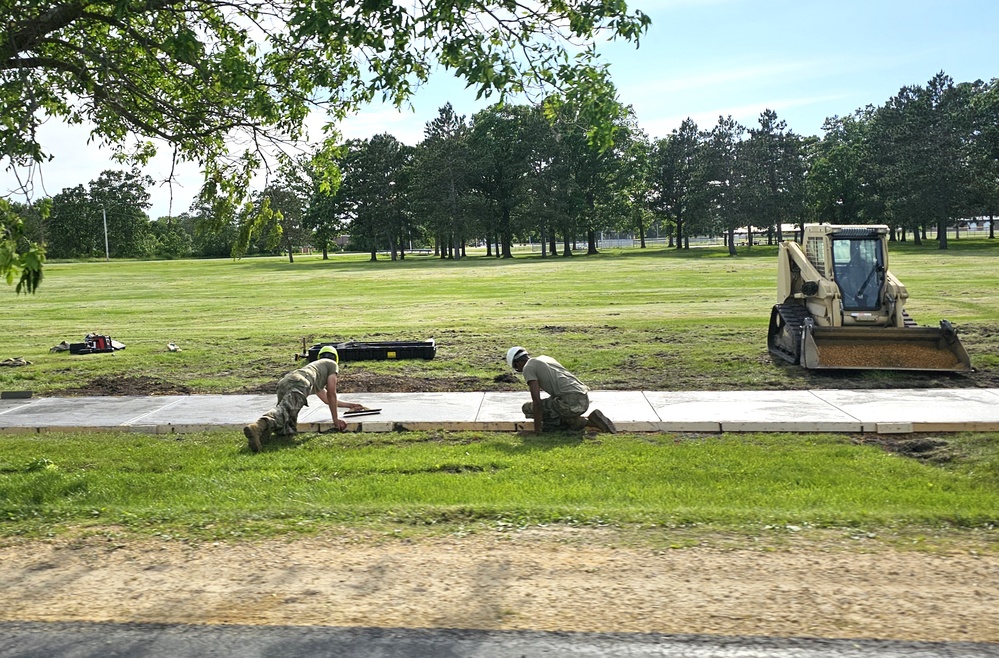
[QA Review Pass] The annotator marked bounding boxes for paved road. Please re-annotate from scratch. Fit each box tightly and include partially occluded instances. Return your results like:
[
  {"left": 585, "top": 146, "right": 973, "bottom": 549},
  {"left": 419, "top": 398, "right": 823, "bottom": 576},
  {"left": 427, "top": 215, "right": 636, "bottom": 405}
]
[{"left": 2, "top": 622, "right": 997, "bottom": 658}]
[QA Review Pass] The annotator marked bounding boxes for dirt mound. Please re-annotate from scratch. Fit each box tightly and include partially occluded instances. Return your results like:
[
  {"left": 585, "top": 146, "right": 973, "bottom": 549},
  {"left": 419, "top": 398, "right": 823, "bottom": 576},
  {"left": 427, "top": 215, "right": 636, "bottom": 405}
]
[{"left": 57, "top": 376, "right": 194, "bottom": 396}]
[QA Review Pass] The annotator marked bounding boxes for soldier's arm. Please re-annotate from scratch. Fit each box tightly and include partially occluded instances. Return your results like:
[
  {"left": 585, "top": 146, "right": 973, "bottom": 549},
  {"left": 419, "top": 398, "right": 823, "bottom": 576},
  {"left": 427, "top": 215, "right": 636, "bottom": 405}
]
[{"left": 528, "top": 379, "right": 543, "bottom": 434}]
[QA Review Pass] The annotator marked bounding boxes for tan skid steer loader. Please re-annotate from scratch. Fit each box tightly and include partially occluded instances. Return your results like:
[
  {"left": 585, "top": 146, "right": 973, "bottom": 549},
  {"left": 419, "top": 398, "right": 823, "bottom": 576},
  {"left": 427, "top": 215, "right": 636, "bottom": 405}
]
[{"left": 767, "top": 224, "right": 971, "bottom": 371}]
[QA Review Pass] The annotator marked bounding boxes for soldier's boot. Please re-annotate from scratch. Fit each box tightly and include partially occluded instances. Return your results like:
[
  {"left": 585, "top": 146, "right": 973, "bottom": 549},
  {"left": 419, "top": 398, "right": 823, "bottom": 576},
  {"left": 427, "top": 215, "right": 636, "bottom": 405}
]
[
  {"left": 586, "top": 409, "right": 617, "bottom": 434},
  {"left": 243, "top": 418, "right": 273, "bottom": 453}
]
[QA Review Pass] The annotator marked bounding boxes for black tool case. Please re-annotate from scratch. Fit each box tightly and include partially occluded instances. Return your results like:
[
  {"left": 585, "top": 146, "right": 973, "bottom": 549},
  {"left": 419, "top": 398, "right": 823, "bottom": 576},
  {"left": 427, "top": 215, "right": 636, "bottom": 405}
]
[{"left": 304, "top": 340, "right": 436, "bottom": 363}]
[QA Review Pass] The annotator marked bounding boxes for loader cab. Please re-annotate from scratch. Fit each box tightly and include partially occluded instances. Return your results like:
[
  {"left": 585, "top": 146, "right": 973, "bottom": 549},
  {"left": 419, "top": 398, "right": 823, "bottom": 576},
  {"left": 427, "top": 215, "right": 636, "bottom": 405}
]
[{"left": 831, "top": 233, "right": 884, "bottom": 312}]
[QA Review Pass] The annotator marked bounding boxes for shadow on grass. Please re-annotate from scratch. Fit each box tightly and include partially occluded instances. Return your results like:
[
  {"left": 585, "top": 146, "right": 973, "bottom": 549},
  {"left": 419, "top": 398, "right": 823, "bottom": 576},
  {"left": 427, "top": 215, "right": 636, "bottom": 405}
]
[
  {"left": 230, "top": 245, "right": 788, "bottom": 275},
  {"left": 226, "top": 238, "right": 998, "bottom": 277},
  {"left": 490, "top": 431, "right": 586, "bottom": 454}
]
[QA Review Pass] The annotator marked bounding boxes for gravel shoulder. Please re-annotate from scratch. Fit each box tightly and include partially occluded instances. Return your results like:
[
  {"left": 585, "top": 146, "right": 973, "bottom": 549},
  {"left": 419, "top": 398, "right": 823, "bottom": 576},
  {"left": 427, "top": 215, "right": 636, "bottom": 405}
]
[{"left": 2, "top": 528, "right": 997, "bottom": 642}]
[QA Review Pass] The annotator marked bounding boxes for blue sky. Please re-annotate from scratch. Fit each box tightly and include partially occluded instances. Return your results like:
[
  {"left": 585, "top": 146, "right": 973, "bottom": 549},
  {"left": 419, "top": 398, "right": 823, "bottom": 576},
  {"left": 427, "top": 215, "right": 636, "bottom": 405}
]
[{"left": 4, "top": 0, "right": 997, "bottom": 218}]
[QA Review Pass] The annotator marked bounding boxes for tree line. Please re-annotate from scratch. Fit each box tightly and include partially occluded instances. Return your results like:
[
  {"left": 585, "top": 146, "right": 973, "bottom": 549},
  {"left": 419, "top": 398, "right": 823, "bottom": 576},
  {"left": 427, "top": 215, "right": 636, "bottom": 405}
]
[{"left": 5, "top": 72, "right": 999, "bottom": 273}]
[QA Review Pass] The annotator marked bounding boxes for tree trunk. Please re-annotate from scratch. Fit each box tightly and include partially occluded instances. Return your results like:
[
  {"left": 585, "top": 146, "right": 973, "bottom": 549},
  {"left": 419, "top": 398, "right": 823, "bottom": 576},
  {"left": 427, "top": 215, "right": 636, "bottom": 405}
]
[
  {"left": 990, "top": 211, "right": 995, "bottom": 239},
  {"left": 727, "top": 226, "right": 736, "bottom": 256},
  {"left": 322, "top": 246, "right": 329, "bottom": 260},
  {"left": 540, "top": 231, "right": 547, "bottom": 258},
  {"left": 486, "top": 236, "right": 493, "bottom": 257},
  {"left": 938, "top": 220, "right": 948, "bottom": 250},
  {"left": 587, "top": 230, "right": 598, "bottom": 255},
  {"left": 636, "top": 214, "right": 646, "bottom": 248},
  {"left": 549, "top": 234, "right": 557, "bottom": 256},
  {"left": 500, "top": 207, "right": 513, "bottom": 258},
  {"left": 562, "top": 233, "right": 572, "bottom": 257},
  {"left": 369, "top": 247, "right": 377, "bottom": 262}
]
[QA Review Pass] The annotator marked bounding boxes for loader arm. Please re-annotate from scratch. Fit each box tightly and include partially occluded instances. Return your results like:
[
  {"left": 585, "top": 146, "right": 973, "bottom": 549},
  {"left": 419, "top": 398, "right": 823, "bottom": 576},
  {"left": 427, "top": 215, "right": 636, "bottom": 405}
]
[{"left": 777, "top": 241, "right": 839, "bottom": 327}]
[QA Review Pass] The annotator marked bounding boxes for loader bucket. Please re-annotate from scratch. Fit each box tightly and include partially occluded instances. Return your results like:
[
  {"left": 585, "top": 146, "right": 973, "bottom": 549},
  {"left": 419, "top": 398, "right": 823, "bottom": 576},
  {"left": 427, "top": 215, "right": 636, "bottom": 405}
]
[{"left": 801, "top": 322, "right": 972, "bottom": 371}]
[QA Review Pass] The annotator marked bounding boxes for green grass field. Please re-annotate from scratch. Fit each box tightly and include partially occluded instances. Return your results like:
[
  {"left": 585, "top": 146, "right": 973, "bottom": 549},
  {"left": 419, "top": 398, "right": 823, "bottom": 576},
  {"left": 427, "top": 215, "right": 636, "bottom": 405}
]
[
  {"left": 2, "top": 430, "right": 998, "bottom": 541},
  {"left": 2, "top": 239, "right": 998, "bottom": 395},
  {"left": 1, "top": 239, "right": 998, "bottom": 542}
]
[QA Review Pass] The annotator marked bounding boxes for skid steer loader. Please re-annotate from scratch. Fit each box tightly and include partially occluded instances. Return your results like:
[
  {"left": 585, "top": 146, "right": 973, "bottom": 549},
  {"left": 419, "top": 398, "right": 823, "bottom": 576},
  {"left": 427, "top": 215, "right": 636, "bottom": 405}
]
[{"left": 767, "top": 224, "right": 971, "bottom": 371}]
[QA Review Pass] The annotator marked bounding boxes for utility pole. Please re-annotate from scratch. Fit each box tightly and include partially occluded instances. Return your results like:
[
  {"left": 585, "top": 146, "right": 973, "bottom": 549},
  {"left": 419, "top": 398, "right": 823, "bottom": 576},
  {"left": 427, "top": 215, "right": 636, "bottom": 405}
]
[{"left": 101, "top": 204, "right": 109, "bottom": 261}]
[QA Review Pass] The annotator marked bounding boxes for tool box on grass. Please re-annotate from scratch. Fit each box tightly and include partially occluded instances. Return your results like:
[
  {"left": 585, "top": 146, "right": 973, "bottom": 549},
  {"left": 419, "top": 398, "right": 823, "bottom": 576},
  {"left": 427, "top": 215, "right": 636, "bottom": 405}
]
[
  {"left": 303, "top": 339, "right": 436, "bottom": 363},
  {"left": 69, "top": 334, "right": 125, "bottom": 355}
]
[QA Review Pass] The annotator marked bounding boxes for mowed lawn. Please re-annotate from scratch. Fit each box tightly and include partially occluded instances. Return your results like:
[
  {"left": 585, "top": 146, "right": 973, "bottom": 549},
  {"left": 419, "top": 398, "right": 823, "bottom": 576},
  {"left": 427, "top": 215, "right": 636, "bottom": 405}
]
[
  {"left": 2, "top": 238, "right": 998, "bottom": 394},
  {"left": 1, "top": 240, "right": 998, "bottom": 540},
  {"left": 2, "top": 430, "right": 998, "bottom": 540}
]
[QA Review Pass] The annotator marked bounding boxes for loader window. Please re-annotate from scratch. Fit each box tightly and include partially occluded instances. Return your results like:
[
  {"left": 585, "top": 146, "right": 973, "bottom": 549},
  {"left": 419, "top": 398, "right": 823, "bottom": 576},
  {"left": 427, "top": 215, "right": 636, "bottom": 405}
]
[{"left": 832, "top": 237, "right": 883, "bottom": 311}]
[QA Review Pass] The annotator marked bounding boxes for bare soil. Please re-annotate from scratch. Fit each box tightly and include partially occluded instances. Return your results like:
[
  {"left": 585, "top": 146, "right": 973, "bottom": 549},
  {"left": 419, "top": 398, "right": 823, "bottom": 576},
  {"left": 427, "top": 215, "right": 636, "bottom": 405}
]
[
  {"left": 52, "top": 367, "right": 999, "bottom": 398},
  {"left": 1, "top": 530, "right": 997, "bottom": 642},
  {"left": 56, "top": 375, "right": 194, "bottom": 396}
]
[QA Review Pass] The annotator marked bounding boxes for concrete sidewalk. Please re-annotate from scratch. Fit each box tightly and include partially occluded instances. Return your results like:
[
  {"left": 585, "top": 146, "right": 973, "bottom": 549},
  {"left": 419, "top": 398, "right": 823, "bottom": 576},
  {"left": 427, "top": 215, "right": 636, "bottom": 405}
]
[{"left": 2, "top": 389, "right": 998, "bottom": 435}]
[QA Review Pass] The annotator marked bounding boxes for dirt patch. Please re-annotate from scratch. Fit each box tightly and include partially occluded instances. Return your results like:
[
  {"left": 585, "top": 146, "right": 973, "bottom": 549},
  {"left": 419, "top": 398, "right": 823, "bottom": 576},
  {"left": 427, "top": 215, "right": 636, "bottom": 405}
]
[
  {"left": 55, "top": 376, "right": 194, "bottom": 396},
  {"left": 234, "top": 381, "right": 279, "bottom": 395},
  {"left": 339, "top": 370, "right": 487, "bottom": 393},
  {"left": 0, "top": 530, "right": 996, "bottom": 641},
  {"left": 855, "top": 434, "right": 957, "bottom": 463}
]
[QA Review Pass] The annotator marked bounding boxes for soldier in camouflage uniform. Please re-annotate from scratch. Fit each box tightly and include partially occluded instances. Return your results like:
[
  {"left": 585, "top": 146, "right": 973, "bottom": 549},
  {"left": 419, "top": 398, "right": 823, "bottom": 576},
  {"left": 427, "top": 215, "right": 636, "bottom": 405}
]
[
  {"left": 506, "top": 346, "right": 616, "bottom": 435},
  {"left": 243, "top": 346, "right": 363, "bottom": 452}
]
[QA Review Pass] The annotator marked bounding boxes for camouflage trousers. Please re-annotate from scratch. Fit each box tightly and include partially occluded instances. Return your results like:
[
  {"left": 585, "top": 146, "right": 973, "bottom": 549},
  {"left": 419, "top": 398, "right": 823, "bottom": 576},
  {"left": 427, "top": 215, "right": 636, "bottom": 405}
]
[
  {"left": 261, "top": 373, "right": 311, "bottom": 436},
  {"left": 522, "top": 392, "right": 590, "bottom": 432}
]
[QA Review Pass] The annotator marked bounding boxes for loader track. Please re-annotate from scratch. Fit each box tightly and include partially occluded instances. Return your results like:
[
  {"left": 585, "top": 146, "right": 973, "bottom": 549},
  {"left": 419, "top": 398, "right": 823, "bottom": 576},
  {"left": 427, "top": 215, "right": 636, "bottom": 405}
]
[{"left": 767, "top": 304, "right": 808, "bottom": 365}]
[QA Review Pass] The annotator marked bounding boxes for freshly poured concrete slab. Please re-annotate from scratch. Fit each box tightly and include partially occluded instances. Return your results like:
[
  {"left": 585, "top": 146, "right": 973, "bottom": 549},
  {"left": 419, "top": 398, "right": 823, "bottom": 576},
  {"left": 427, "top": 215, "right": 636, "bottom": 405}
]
[
  {"left": 643, "top": 391, "right": 863, "bottom": 432},
  {"left": 2, "top": 390, "right": 996, "bottom": 436},
  {"left": 0, "top": 396, "right": 185, "bottom": 432},
  {"left": 812, "top": 388, "right": 999, "bottom": 432},
  {"left": 475, "top": 391, "right": 660, "bottom": 431},
  {"left": 123, "top": 394, "right": 274, "bottom": 434},
  {"left": 298, "top": 392, "right": 485, "bottom": 431},
  {"left": 587, "top": 391, "right": 661, "bottom": 431},
  {"left": 0, "top": 397, "right": 38, "bottom": 415},
  {"left": 476, "top": 392, "right": 536, "bottom": 431}
]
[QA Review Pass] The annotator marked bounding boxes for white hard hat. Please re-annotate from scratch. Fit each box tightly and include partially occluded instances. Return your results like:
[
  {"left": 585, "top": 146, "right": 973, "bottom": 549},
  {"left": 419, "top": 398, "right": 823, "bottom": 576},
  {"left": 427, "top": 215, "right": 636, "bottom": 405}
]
[{"left": 506, "top": 346, "right": 528, "bottom": 369}]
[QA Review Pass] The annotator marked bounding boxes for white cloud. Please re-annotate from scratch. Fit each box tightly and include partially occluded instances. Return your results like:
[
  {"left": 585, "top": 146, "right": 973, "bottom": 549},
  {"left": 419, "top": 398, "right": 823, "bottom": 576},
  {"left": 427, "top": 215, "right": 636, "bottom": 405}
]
[{"left": 334, "top": 107, "right": 428, "bottom": 146}]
